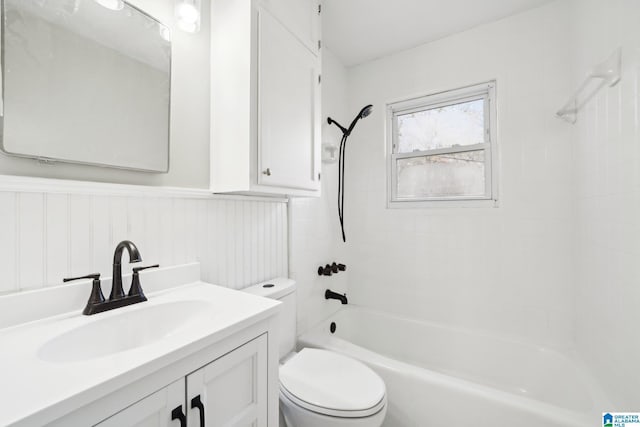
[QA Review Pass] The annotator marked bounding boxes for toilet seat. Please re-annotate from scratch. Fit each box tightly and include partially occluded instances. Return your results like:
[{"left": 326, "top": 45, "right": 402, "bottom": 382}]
[{"left": 279, "top": 348, "right": 386, "bottom": 418}]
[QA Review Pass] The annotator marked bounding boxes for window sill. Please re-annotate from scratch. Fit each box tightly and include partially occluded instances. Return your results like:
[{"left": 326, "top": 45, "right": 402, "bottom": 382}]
[{"left": 387, "top": 198, "right": 499, "bottom": 209}]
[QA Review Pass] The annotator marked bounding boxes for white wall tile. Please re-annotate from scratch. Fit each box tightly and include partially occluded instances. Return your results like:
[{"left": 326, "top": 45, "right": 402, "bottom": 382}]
[
  {"left": 294, "top": 2, "right": 576, "bottom": 348},
  {"left": 570, "top": 0, "right": 640, "bottom": 409},
  {"left": 290, "top": 50, "right": 351, "bottom": 335}
]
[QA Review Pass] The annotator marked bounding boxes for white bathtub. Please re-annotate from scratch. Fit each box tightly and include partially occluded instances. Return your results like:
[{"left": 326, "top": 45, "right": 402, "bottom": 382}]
[{"left": 298, "top": 307, "right": 609, "bottom": 427}]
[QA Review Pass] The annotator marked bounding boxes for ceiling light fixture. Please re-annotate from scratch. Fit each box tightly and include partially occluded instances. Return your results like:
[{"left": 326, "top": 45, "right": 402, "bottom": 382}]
[
  {"left": 175, "top": 0, "right": 201, "bottom": 33},
  {"left": 94, "top": 0, "right": 124, "bottom": 11}
]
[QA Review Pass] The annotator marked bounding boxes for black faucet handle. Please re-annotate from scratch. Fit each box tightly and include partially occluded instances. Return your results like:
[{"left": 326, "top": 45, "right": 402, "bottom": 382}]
[
  {"left": 128, "top": 265, "right": 157, "bottom": 300},
  {"left": 337, "top": 263, "right": 346, "bottom": 271},
  {"left": 63, "top": 274, "right": 106, "bottom": 315},
  {"left": 133, "top": 264, "right": 160, "bottom": 274},
  {"left": 318, "top": 265, "right": 332, "bottom": 276},
  {"left": 63, "top": 273, "right": 101, "bottom": 283}
]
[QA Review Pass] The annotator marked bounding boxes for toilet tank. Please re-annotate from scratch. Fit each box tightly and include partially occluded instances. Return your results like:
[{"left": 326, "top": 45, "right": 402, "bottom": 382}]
[{"left": 242, "top": 278, "right": 296, "bottom": 359}]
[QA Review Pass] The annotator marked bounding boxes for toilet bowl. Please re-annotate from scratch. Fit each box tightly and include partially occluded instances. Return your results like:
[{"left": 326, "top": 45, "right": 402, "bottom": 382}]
[
  {"left": 279, "top": 348, "right": 387, "bottom": 427},
  {"left": 242, "top": 279, "right": 388, "bottom": 427}
]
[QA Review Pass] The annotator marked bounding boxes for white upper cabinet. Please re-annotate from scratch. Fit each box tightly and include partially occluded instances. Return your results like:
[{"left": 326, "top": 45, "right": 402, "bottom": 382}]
[
  {"left": 211, "top": 0, "right": 322, "bottom": 197},
  {"left": 258, "top": 9, "right": 320, "bottom": 191},
  {"left": 258, "top": 0, "right": 320, "bottom": 55}
]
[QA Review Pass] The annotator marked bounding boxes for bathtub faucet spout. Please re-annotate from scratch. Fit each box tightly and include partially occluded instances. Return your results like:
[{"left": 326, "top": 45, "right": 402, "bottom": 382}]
[{"left": 325, "top": 289, "right": 348, "bottom": 304}]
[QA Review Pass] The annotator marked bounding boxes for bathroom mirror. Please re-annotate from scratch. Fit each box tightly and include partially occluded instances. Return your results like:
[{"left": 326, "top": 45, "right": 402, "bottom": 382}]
[{"left": 0, "top": 0, "right": 171, "bottom": 172}]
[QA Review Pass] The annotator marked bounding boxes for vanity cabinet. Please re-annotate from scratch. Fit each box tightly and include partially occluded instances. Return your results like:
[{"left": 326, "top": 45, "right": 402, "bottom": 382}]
[
  {"left": 94, "top": 380, "right": 184, "bottom": 427},
  {"left": 187, "top": 334, "right": 267, "bottom": 426},
  {"left": 94, "top": 335, "right": 268, "bottom": 427},
  {"left": 211, "top": 0, "right": 322, "bottom": 197}
]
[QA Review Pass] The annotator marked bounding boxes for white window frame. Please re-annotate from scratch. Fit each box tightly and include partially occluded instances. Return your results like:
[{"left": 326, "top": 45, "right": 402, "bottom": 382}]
[{"left": 386, "top": 81, "right": 498, "bottom": 208}]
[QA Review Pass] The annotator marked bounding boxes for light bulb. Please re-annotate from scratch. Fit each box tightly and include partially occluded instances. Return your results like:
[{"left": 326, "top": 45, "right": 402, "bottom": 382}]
[
  {"left": 175, "top": 1, "right": 200, "bottom": 33},
  {"left": 95, "top": 0, "right": 124, "bottom": 11}
]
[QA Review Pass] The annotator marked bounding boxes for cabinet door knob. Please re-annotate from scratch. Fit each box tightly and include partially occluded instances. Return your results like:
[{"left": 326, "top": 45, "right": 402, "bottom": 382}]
[
  {"left": 262, "top": 168, "right": 272, "bottom": 176},
  {"left": 191, "top": 395, "right": 206, "bottom": 427},
  {"left": 171, "top": 405, "right": 186, "bottom": 427}
]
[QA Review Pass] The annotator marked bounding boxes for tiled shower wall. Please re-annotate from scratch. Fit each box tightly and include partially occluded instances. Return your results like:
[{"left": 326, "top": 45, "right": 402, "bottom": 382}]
[
  {"left": 343, "top": 1, "right": 575, "bottom": 349},
  {"left": 571, "top": 0, "right": 640, "bottom": 408},
  {"left": 0, "top": 191, "right": 288, "bottom": 294}
]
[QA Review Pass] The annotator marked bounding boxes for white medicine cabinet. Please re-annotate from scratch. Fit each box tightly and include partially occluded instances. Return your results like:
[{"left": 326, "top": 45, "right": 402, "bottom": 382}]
[{"left": 211, "top": 0, "right": 322, "bottom": 197}]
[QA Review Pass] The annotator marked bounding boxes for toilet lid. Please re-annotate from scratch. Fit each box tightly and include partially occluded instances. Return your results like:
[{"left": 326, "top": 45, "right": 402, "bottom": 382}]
[{"left": 279, "top": 348, "right": 386, "bottom": 417}]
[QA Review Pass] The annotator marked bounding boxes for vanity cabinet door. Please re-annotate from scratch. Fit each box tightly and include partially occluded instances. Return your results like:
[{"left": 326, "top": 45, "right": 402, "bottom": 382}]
[
  {"left": 186, "top": 334, "right": 268, "bottom": 427},
  {"left": 257, "top": 8, "right": 321, "bottom": 192},
  {"left": 94, "top": 379, "right": 185, "bottom": 427}
]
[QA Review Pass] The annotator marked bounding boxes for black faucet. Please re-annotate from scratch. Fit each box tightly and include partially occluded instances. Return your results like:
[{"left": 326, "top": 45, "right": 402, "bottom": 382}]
[
  {"left": 110, "top": 240, "right": 142, "bottom": 300},
  {"left": 63, "top": 241, "right": 158, "bottom": 315},
  {"left": 325, "top": 289, "right": 348, "bottom": 304}
]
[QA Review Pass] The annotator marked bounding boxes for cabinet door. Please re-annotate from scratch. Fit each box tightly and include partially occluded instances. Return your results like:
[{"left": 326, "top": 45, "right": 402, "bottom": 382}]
[
  {"left": 186, "top": 334, "right": 268, "bottom": 427},
  {"left": 95, "top": 379, "right": 185, "bottom": 427},
  {"left": 257, "top": 8, "right": 321, "bottom": 192},
  {"left": 260, "top": 0, "right": 320, "bottom": 55}
]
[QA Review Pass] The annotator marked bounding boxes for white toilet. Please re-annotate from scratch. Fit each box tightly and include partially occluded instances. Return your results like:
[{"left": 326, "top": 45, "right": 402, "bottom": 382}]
[{"left": 243, "top": 279, "right": 387, "bottom": 427}]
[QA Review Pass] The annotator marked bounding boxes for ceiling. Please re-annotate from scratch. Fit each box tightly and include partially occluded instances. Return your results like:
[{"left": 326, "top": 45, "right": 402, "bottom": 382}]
[{"left": 322, "top": 0, "right": 555, "bottom": 67}]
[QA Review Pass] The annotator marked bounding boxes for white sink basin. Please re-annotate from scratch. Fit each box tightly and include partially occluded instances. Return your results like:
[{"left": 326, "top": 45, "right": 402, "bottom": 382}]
[{"left": 38, "top": 300, "right": 212, "bottom": 363}]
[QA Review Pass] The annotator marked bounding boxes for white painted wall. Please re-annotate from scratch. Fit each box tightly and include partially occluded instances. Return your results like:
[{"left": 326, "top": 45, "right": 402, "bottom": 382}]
[
  {"left": 569, "top": 0, "right": 640, "bottom": 409},
  {"left": 342, "top": 1, "right": 575, "bottom": 349},
  {"left": 289, "top": 49, "right": 349, "bottom": 334},
  {"left": 0, "top": 0, "right": 210, "bottom": 188},
  {"left": 0, "top": 186, "right": 287, "bottom": 294}
]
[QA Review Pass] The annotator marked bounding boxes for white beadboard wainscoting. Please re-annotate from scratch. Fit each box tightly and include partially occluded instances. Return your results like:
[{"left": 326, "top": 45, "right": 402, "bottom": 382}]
[{"left": 0, "top": 182, "right": 288, "bottom": 294}]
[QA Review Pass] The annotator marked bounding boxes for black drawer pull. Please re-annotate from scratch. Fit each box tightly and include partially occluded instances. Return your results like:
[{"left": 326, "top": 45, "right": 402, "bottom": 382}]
[
  {"left": 171, "top": 405, "right": 186, "bottom": 427},
  {"left": 191, "top": 395, "right": 205, "bottom": 427}
]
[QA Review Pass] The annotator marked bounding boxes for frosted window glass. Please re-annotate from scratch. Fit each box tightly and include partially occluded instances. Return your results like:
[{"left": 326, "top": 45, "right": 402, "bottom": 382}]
[{"left": 397, "top": 150, "right": 486, "bottom": 198}]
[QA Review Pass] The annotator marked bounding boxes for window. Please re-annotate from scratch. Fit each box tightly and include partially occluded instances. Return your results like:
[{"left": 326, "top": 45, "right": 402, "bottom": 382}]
[{"left": 387, "top": 81, "right": 497, "bottom": 207}]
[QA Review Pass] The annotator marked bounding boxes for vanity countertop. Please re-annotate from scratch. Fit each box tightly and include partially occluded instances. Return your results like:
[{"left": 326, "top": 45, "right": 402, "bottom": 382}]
[{"left": 0, "top": 279, "right": 280, "bottom": 426}]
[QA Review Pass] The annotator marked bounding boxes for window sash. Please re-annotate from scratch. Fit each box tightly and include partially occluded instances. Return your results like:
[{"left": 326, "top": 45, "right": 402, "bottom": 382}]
[
  {"left": 392, "top": 94, "right": 489, "bottom": 155},
  {"left": 391, "top": 148, "right": 492, "bottom": 202},
  {"left": 393, "top": 142, "right": 489, "bottom": 160}
]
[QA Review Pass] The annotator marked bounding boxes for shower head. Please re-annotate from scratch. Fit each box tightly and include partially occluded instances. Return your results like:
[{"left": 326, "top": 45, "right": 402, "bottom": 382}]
[
  {"left": 346, "top": 104, "right": 373, "bottom": 136},
  {"left": 359, "top": 104, "right": 373, "bottom": 119},
  {"left": 327, "top": 104, "right": 373, "bottom": 137}
]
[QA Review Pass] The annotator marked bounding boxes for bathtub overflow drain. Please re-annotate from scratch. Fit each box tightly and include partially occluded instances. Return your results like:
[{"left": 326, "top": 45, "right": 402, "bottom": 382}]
[{"left": 330, "top": 322, "right": 337, "bottom": 334}]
